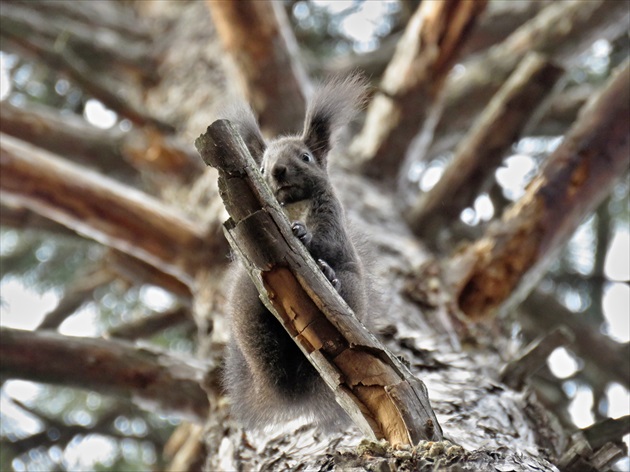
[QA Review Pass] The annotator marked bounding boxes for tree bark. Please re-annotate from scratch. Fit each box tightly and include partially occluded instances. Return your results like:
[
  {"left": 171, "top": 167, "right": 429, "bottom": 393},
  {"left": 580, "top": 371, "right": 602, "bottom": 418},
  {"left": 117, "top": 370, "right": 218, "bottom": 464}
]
[
  {"left": 0, "top": 327, "right": 212, "bottom": 422},
  {"left": 0, "top": 134, "right": 220, "bottom": 286},
  {"left": 351, "top": 0, "right": 487, "bottom": 180},
  {"left": 442, "top": 61, "right": 629, "bottom": 320},
  {"left": 207, "top": 0, "right": 309, "bottom": 136},
  {"left": 195, "top": 119, "right": 442, "bottom": 447},
  {"left": 407, "top": 53, "right": 563, "bottom": 241}
]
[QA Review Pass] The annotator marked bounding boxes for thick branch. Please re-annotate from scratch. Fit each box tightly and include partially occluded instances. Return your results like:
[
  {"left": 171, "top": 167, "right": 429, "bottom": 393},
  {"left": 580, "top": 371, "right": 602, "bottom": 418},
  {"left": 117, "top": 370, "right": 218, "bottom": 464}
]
[
  {"left": 0, "top": 4, "right": 171, "bottom": 132},
  {"left": 0, "top": 327, "right": 211, "bottom": 422},
  {"left": 0, "top": 102, "right": 203, "bottom": 181},
  {"left": 351, "top": 0, "right": 487, "bottom": 180},
  {"left": 407, "top": 53, "right": 563, "bottom": 240},
  {"left": 427, "top": 0, "right": 629, "bottom": 161},
  {"left": 195, "top": 120, "right": 442, "bottom": 446},
  {"left": 206, "top": 0, "right": 309, "bottom": 136},
  {"left": 0, "top": 134, "right": 221, "bottom": 286},
  {"left": 443, "top": 61, "right": 630, "bottom": 320}
]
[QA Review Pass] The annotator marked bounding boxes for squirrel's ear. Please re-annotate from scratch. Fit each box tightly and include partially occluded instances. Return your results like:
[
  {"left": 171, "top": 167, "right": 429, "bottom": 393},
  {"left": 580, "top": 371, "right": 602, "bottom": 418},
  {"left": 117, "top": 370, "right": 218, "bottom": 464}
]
[
  {"left": 221, "top": 102, "right": 266, "bottom": 165},
  {"left": 302, "top": 74, "right": 368, "bottom": 166}
]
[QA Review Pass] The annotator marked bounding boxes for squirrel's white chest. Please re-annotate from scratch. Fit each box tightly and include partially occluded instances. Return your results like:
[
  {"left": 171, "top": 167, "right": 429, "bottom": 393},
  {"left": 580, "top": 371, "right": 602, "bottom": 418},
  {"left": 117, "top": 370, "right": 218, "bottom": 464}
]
[{"left": 282, "top": 200, "right": 310, "bottom": 222}]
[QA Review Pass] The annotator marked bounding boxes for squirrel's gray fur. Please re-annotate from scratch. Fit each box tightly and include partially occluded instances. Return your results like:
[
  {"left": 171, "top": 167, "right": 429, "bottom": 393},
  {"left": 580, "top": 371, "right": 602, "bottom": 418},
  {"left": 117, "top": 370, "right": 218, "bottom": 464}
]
[{"left": 223, "top": 75, "right": 369, "bottom": 430}]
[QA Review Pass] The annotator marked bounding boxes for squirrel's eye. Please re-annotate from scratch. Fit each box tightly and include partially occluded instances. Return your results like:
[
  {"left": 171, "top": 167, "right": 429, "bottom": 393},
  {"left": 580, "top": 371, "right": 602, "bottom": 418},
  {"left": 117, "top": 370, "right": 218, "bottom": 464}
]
[{"left": 301, "top": 152, "right": 312, "bottom": 163}]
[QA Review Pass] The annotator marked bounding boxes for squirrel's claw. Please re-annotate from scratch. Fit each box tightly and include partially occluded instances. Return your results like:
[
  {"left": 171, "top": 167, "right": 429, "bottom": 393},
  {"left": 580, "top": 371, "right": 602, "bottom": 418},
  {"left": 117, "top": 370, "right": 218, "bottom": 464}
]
[
  {"left": 317, "top": 259, "right": 341, "bottom": 291},
  {"left": 292, "top": 221, "right": 313, "bottom": 246}
]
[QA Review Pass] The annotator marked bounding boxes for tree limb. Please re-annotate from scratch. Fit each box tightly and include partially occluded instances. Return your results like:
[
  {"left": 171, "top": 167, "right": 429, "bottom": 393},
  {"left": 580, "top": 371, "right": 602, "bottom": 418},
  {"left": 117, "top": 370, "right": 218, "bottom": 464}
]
[
  {"left": 206, "top": 0, "right": 309, "bottom": 136},
  {"left": 0, "top": 101, "right": 203, "bottom": 181},
  {"left": 0, "top": 327, "right": 212, "bottom": 423},
  {"left": 0, "top": 134, "right": 224, "bottom": 286},
  {"left": 407, "top": 53, "right": 563, "bottom": 241},
  {"left": 443, "top": 60, "right": 629, "bottom": 320},
  {"left": 351, "top": 0, "right": 487, "bottom": 180},
  {"left": 195, "top": 119, "right": 442, "bottom": 446},
  {"left": 106, "top": 306, "right": 193, "bottom": 340},
  {"left": 426, "top": 0, "right": 629, "bottom": 161}
]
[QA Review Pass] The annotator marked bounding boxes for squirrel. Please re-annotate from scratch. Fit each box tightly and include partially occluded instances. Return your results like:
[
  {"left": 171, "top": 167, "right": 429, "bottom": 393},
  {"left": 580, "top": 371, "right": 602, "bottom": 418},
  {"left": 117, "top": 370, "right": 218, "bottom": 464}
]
[{"left": 223, "top": 75, "right": 369, "bottom": 430}]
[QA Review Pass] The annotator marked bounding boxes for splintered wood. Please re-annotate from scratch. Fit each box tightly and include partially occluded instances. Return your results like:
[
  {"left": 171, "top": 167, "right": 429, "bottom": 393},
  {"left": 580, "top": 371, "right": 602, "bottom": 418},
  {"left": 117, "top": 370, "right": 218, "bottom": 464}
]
[{"left": 195, "top": 120, "right": 442, "bottom": 446}]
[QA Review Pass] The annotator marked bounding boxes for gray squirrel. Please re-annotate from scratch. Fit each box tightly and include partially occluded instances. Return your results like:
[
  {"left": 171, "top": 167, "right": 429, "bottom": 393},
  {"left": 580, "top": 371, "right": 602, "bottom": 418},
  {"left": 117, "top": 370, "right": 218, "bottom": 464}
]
[{"left": 223, "top": 75, "right": 369, "bottom": 429}]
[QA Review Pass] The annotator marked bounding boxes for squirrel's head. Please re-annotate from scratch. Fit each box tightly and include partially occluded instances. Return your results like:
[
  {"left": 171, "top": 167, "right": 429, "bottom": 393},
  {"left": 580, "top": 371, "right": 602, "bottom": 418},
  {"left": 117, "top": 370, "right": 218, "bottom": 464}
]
[{"left": 225, "top": 74, "right": 368, "bottom": 205}]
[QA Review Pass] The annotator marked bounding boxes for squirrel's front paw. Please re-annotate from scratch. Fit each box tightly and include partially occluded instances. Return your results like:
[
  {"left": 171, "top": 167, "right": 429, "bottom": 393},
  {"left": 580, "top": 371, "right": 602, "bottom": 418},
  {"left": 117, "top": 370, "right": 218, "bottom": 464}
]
[
  {"left": 317, "top": 259, "right": 341, "bottom": 291},
  {"left": 292, "top": 221, "right": 313, "bottom": 246}
]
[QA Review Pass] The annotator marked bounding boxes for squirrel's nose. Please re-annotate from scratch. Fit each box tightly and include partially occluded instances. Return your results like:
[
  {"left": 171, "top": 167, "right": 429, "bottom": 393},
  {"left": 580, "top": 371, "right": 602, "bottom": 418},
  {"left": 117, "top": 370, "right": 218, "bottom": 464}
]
[{"left": 272, "top": 164, "right": 287, "bottom": 180}]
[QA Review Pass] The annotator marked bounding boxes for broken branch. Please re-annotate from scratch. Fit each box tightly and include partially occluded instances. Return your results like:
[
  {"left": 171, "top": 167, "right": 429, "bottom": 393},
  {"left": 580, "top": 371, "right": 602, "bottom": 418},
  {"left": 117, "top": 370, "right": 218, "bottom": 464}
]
[{"left": 195, "top": 120, "right": 442, "bottom": 446}]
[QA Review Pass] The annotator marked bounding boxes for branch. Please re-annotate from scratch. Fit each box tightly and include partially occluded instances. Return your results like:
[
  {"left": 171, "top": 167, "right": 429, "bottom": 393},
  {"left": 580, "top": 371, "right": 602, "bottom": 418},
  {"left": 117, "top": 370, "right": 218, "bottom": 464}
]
[
  {"left": 0, "top": 327, "right": 212, "bottom": 423},
  {"left": 351, "top": 0, "right": 487, "bottom": 180},
  {"left": 499, "top": 326, "right": 574, "bottom": 390},
  {"left": 195, "top": 120, "right": 442, "bottom": 446},
  {"left": 106, "top": 306, "right": 192, "bottom": 340},
  {"left": 427, "top": 0, "right": 629, "bottom": 161},
  {"left": 0, "top": 134, "right": 223, "bottom": 286},
  {"left": 443, "top": 61, "right": 629, "bottom": 320},
  {"left": 0, "top": 4, "right": 171, "bottom": 132},
  {"left": 37, "top": 269, "right": 114, "bottom": 330},
  {"left": 523, "top": 290, "right": 630, "bottom": 389},
  {"left": 407, "top": 53, "right": 563, "bottom": 240},
  {"left": 0, "top": 102, "right": 203, "bottom": 181},
  {"left": 206, "top": 0, "right": 309, "bottom": 136}
]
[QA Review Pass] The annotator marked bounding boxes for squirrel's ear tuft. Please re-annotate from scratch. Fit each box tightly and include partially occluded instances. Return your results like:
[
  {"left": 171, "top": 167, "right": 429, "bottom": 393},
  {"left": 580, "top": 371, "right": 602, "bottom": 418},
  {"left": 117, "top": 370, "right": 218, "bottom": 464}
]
[
  {"left": 221, "top": 102, "right": 267, "bottom": 165},
  {"left": 302, "top": 73, "right": 368, "bottom": 165}
]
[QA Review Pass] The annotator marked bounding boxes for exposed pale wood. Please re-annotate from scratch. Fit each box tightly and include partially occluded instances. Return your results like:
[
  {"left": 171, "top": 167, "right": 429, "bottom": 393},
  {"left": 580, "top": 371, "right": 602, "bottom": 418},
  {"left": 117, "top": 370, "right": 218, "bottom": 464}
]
[
  {"left": 195, "top": 119, "right": 442, "bottom": 446},
  {"left": 351, "top": 0, "right": 487, "bottom": 180},
  {"left": 426, "top": 0, "right": 629, "bottom": 161},
  {"left": 443, "top": 61, "right": 630, "bottom": 320},
  {"left": 408, "top": 53, "right": 563, "bottom": 240},
  {"left": 0, "top": 134, "right": 217, "bottom": 286},
  {"left": 206, "top": 0, "right": 309, "bottom": 136},
  {"left": 0, "top": 327, "right": 211, "bottom": 422}
]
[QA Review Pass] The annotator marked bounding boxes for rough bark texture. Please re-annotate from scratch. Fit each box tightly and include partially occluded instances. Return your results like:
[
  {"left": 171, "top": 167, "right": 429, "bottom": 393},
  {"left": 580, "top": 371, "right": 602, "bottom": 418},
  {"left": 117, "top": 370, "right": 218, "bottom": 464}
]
[
  {"left": 351, "top": 0, "right": 487, "bottom": 180},
  {"left": 195, "top": 119, "right": 442, "bottom": 446},
  {"left": 443, "top": 61, "right": 630, "bottom": 320},
  {"left": 0, "top": 327, "right": 212, "bottom": 422}
]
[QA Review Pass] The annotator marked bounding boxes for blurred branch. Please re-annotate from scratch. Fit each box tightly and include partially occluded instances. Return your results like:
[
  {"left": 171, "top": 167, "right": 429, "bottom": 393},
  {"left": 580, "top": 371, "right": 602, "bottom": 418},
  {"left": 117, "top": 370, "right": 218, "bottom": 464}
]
[
  {"left": 427, "top": 0, "right": 629, "bottom": 161},
  {"left": 0, "top": 102, "right": 203, "bottom": 182},
  {"left": 106, "top": 306, "right": 193, "bottom": 340},
  {"left": 441, "top": 61, "right": 629, "bottom": 320},
  {"left": 0, "top": 327, "right": 213, "bottom": 423},
  {"left": 207, "top": 0, "right": 309, "bottom": 136},
  {"left": 0, "top": 3, "right": 171, "bottom": 131},
  {"left": 583, "top": 416, "right": 630, "bottom": 450},
  {"left": 351, "top": 0, "right": 487, "bottom": 180},
  {"left": 0, "top": 134, "right": 224, "bottom": 287},
  {"left": 407, "top": 53, "right": 563, "bottom": 242},
  {"left": 36, "top": 269, "right": 114, "bottom": 330},
  {"left": 500, "top": 326, "right": 574, "bottom": 391},
  {"left": 523, "top": 290, "right": 630, "bottom": 389}
]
